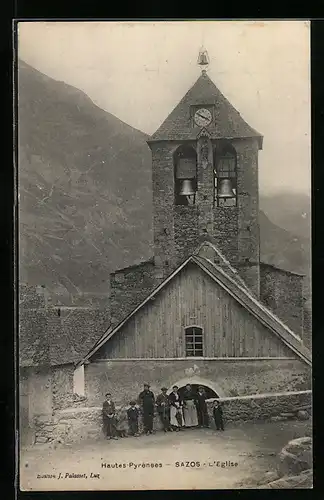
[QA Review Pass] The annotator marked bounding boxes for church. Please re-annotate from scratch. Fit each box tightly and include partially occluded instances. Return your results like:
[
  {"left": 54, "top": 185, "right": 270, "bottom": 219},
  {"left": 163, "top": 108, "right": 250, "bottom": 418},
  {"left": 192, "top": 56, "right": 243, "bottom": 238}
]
[
  {"left": 19, "top": 51, "right": 311, "bottom": 445},
  {"left": 73, "top": 50, "right": 311, "bottom": 406}
]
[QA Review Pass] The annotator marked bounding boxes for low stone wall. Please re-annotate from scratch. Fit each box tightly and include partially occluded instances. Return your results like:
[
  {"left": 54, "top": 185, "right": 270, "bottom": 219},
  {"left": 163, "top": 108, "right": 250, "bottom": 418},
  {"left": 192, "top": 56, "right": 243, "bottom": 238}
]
[
  {"left": 207, "top": 390, "right": 312, "bottom": 424},
  {"left": 32, "top": 390, "right": 311, "bottom": 446}
]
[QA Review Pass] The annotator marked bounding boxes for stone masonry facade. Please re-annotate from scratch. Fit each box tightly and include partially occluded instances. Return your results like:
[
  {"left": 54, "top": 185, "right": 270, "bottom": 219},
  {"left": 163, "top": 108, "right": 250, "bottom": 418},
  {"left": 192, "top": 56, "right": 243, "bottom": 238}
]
[
  {"left": 85, "top": 358, "right": 311, "bottom": 408},
  {"left": 260, "top": 263, "right": 304, "bottom": 336},
  {"left": 110, "top": 259, "right": 157, "bottom": 325}
]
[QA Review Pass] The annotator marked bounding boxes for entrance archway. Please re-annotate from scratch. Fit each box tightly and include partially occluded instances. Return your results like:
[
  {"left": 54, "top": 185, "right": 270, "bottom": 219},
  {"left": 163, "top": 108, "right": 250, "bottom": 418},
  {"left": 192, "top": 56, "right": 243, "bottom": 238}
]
[{"left": 167, "top": 377, "right": 225, "bottom": 399}]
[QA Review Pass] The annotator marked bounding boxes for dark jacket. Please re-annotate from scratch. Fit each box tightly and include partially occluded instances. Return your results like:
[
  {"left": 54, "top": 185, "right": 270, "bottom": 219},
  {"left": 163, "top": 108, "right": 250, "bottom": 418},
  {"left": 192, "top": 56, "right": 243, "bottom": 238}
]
[
  {"left": 138, "top": 390, "right": 155, "bottom": 412},
  {"left": 168, "top": 392, "right": 183, "bottom": 408},
  {"left": 156, "top": 393, "right": 170, "bottom": 412},
  {"left": 213, "top": 405, "right": 223, "bottom": 418},
  {"left": 196, "top": 391, "right": 207, "bottom": 408},
  {"left": 127, "top": 407, "right": 139, "bottom": 422},
  {"left": 102, "top": 400, "right": 116, "bottom": 419},
  {"left": 183, "top": 389, "right": 196, "bottom": 402}
]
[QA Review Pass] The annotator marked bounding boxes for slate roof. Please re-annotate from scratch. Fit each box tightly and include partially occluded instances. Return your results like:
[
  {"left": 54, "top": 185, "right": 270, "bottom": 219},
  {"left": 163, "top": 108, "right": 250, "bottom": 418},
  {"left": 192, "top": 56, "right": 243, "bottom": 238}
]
[
  {"left": 19, "top": 285, "right": 110, "bottom": 367},
  {"left": 149, "top": 71, "right": 263, "bottom": 146},
  {"left": 260, "top": 262, "right": 305, "bottom": 277},
  {"left": 77, "top": 242, "right": 311, "bottom": 367}
]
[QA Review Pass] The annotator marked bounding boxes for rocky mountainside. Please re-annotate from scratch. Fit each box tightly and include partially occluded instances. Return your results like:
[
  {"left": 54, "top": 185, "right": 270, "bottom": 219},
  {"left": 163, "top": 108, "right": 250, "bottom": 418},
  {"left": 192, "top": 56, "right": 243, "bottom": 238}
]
[
  {"left": 260, "top": 192, "right": 310, "bottom": 241},
  {"left": 18, "top": 60, "right": 153, "bottom": 305},
  {"left": 18, "top": 60, "right": 310, "bottom": 306}
]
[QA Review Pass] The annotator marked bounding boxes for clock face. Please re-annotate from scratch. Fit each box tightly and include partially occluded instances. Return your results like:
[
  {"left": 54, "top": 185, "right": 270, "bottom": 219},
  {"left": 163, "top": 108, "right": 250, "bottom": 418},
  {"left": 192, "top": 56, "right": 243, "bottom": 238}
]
[{"left": 194, "top": 108, "right": 212, "bottom": 127}]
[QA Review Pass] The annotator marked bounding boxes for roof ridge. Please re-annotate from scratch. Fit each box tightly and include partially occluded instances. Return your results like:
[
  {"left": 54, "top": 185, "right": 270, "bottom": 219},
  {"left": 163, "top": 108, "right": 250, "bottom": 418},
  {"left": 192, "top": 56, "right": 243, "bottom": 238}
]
[{"left": 194, "top": 241, "right": 251, "bottom": 291}]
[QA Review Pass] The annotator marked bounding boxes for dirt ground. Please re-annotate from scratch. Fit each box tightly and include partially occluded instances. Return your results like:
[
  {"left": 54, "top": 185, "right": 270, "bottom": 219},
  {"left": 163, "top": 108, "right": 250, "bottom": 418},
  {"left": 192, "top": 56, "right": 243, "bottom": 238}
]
[{"left": 20, "top": 420, "right": 312, "bottom": 491}]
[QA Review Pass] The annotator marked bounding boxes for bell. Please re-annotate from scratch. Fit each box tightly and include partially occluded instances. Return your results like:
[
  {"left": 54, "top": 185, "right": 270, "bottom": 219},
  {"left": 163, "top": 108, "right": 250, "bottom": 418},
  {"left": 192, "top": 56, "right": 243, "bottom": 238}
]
[
  {"left": 218, "top": 178, "right": 235, "bottom": 198},
  {"left": 179, "top": 179, "right": 195, "bottom": 196},
  {"left": 197, "top": 48, "right": 209, "bottom": 67}
]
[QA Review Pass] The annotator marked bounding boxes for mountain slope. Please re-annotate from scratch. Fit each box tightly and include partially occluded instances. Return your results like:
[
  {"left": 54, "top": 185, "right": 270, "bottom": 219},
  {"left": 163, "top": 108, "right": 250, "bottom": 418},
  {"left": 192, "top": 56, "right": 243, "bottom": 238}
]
[
  {"left": 260, "top": 192, "right": 311, "bottom": 241},
  {"left": 259, "top": 211, "right": 310, "bottom": 275},
  {"left": 18, "top": 60, "right": 310, "bottom": 305},
  {"left": 18, "top": 60, "right": 153, "bottom": 303}
]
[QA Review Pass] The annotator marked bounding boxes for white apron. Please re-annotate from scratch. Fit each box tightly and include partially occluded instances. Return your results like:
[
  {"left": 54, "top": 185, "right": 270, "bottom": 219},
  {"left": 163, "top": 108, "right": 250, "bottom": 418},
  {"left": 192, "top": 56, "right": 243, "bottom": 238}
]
[
  {"left": 183, "top": 399, "right": 198, "bottom": 427},
  {"left": 170, "top": 394, "right": 183, "bottom": 427}
]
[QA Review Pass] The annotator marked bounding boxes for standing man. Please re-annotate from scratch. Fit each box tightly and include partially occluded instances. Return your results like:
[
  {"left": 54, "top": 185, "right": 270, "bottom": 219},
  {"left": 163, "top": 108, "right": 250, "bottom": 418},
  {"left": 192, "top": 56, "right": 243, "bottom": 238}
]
[
  {"left": 138, "top": 383, "right": 155, "bottom": 435},
  {"left": 102, "top": 392, "right": 118, "bottom": 440},
  {"left": 156, "top": 387, "right": 171, "bottom": 432},
  {"left": 195, "top": 386, "right": 209, "bottom": 428}
]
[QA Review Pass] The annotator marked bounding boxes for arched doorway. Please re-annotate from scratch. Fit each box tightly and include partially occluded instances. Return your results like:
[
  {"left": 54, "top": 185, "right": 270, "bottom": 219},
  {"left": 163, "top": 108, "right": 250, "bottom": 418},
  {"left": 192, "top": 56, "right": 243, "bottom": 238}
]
[
  {"left": 178, "top": 384, "right": 217, "bottom": 400},
  {"left": 167, "top": 377, "right": 225, "bottom": 399}
]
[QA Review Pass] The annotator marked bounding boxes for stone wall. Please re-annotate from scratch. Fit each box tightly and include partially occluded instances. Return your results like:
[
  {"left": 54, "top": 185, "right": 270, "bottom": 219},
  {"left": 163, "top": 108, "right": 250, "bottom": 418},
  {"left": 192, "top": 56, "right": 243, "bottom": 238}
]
[
  {"left": 20, "top": 363, "right": 90, "bottom": 446},
  {"left": 236, "top": 263, "right": 261, "bottom": 298},
  {"left": 209, "top": 390, "right": 311, "bottom": 423},
  {"left": 32, "top": 390, "right": 311, "bottom": 446},
  {"left": 19, "top": 283, "right": 110, "bottom": 367},
  {"left": 174, "top": 205, "right": 200, "bottom": 266},
  {"left": 19, "top": 284, "right": 47, "bottom": 309},
  {"left": 52, "top": 364, "right": 78, "bottom": 411},
  {"left": 260, "top": 263, "right": 304, "bottom": 336},
  {"left": 85, "top": 358, "right": 311, "bottom": 407},
  {"left": 110, "top": 259, "right": 156, "bottom": 325}
]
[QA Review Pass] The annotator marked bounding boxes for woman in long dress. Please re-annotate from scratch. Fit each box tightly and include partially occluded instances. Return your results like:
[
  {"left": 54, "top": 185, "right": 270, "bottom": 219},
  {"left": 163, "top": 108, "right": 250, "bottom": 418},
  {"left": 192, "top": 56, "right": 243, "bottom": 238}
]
[
  {"left": 169, "top": 386, "right": 184, "bottom": 431},
  {"left": 182, "top": 384, "right": 199, "bottom": 428}
]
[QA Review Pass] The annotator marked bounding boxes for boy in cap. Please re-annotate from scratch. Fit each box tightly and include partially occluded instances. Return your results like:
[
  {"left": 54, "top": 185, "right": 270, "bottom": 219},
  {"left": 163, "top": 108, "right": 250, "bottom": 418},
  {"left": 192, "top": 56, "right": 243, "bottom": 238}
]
[
  {"left": 102, "top": 392, "right": 118, "bottom": 440},
  {"left": 213, "top": 400, "right": 225, "bottom": 431},
  {"left": 127, "top": 401, "right": 139, "bottom": 436},
  {"left": 138, "top": 383, "right": 155, "bottom": 435},
  {"left": 156, "top": 387, "right": 171, "bottom": 432}
]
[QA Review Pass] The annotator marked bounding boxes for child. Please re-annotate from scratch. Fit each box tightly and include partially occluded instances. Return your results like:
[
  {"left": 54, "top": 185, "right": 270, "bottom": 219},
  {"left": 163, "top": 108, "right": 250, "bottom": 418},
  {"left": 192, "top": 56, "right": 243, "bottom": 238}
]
[
  {"left": 213, "top": 400, "right": 224, "bottom": 431},
  {"left": 127, "top": 401, "right": 140, "bottom": 436},
  {"left": 116, "top": 407, "right": 128, "bottom": 438},
  {"left": 102, "top": 392, "right": 118, "bottom": 440}
]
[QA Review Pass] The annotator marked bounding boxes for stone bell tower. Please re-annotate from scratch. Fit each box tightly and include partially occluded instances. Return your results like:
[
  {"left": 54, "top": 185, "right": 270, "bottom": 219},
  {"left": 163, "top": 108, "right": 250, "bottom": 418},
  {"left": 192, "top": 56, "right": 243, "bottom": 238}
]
[{"left": 147, "top": 49, "right": 263, "bottom": 296}]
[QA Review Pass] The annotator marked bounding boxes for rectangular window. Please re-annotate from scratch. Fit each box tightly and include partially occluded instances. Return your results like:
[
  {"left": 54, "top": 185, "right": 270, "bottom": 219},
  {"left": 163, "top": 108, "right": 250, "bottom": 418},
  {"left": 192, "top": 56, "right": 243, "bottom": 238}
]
[{"left": 185, "top": 326, "right": 204, "bottom": 357}]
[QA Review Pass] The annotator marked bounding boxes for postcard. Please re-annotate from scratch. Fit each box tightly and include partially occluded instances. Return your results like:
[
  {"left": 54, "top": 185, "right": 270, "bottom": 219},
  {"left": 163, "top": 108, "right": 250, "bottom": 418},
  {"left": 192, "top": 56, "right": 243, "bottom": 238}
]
[{"left": 17, "top": 20, "right": 312, "bottom": 490}]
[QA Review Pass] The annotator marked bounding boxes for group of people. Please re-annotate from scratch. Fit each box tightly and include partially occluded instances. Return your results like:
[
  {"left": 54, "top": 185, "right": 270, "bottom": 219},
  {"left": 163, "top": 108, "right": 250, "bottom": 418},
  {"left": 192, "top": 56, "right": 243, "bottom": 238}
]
[{"left": 102, "top": 383, "right": 225, "bottom": 440}]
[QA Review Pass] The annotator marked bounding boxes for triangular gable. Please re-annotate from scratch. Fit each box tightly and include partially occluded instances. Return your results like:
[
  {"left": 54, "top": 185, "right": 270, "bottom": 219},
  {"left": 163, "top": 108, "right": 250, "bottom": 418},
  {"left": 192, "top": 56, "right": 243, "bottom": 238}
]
[
  {"left": 77, "top": 254, "right": 311, "bottom": 367},
  {"left": 149, "top": 72, "right": 262, "bottom": 145}
]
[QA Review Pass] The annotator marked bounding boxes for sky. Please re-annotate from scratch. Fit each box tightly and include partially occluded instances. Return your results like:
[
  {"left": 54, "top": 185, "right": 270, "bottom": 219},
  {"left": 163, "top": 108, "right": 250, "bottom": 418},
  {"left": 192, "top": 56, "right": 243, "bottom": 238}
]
[{"left": 18, "top": 20, "right": 311, "bottom": 195}]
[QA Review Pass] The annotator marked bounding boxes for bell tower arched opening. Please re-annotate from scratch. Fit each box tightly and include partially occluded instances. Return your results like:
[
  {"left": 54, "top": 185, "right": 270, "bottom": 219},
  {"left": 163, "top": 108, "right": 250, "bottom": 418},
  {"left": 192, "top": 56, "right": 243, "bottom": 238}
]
[
  {"left": 174, "top": 145, "right": 197, "bottom": 206},
  {"left": 213, "top": 143, "right": 237, "bottom": 208}
]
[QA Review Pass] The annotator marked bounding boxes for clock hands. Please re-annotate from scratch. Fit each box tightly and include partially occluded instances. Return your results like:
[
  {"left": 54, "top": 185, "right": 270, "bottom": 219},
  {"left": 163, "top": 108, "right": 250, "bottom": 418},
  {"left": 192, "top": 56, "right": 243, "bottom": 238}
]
[
  {"left": 195, "top": 110, "right": 211, "bottom": 125},
  {"left": 196, "top": 112, "right": 209, "bottom": 121}
]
